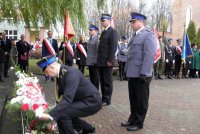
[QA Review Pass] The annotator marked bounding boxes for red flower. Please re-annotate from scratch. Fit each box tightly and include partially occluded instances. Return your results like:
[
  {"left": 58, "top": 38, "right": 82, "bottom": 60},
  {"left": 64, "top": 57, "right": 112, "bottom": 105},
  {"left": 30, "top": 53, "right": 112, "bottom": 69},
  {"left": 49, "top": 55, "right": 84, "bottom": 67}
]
[
  {"left": 32, "top": 104, "right": 39, "bottom": 111},
  {"left": 27, "top": 83, "right": 34, "bottom": 87},
  {"left": 42, "top": 104, "right": 49, "bottom": 109},
  {"left": 22, "top": 103, "right": 29, "bottom": 111},
  {"left": 30, "top": 120, "right": 37, "bottom": 130}
]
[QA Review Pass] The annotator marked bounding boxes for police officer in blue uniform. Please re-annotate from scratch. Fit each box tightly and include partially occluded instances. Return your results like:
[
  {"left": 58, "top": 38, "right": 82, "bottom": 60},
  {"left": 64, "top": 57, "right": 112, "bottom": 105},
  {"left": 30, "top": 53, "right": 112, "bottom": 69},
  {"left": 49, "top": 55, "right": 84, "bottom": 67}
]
[
  {"left": 121, "top": 12, "right": 157, "bottom": 131},
  {"left": 86, "top": 24, "right": 100, "bottom": 89},
  {"left": 37, "top": 56, "right": 102, "bottom": 134},
  {"left": 117, "top": 35, "right": 128, "bottom": 81},
  {"left": 97, "top": 14, "right": 118, "bottom": 106}
]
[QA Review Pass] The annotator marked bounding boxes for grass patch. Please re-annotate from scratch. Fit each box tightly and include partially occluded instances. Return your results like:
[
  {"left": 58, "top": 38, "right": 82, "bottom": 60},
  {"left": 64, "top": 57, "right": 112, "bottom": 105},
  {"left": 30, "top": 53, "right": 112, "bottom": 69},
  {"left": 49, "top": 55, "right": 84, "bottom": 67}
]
[{"left": 28, "top": 58, "right": 43, "bottom": 74}]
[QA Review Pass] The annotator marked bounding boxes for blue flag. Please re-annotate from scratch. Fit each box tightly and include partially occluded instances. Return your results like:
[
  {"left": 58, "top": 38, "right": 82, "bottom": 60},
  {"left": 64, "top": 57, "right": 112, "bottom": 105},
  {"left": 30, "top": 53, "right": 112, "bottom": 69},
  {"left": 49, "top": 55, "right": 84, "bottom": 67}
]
[{"left": 181, "top": 33, "right": 193, "bottom": 62}]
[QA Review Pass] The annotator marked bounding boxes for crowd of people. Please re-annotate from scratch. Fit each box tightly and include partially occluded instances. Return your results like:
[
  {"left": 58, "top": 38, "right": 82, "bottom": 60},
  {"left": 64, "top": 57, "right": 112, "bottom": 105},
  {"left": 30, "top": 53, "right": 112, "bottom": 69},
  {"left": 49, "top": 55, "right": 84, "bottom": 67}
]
[{"left": 0, "top": 11, "right": 200, "bottom": 133}]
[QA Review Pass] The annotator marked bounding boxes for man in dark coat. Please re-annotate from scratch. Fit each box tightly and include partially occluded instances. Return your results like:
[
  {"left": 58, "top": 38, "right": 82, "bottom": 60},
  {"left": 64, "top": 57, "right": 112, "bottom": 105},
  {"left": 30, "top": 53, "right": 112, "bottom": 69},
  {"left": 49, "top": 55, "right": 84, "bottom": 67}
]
[
  {"left": 37, "top": 55, "right": 102, "bottom": 134},
  {"left": 86, "top": 24, "right": 99, "bottom": 89},
  {"left": 76, "top": 35, "right": 87, "bottom": 74},
  {"left": 174, "top": 39, "right": 182, "bottom": 79},
  {"left": 97, "top": 14, "right": 118, "bottom": 106},
  {"left": 42, "top": 31, "right": 58, "bottom": 81},
  {"left": 16, "top": 34, "right": 31, "bottom": 73},
  {"left": 0, "top": 31, "right": 12, "bottom": 77},
  {"left": 59, "top": 41, "right": 75, "bottom": 66},
  {"left": 0, "top": 41, "right": 6, "bottom": 82},
  {"left": 165, "top": 39, "right": 175, "bottom": 79},
  {"left": 42, "top": 31, "right": 58, "bottom": 57},
  {"left": 122, "top": 12, "right": 156, "bottom": 131}
]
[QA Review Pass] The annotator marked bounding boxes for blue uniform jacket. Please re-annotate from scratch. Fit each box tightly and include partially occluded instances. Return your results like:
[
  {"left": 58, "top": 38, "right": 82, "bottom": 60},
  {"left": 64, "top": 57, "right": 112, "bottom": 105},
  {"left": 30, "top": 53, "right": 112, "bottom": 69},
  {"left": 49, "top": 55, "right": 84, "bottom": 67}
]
[{"left": 125, "top": 29, "right": 157, "bottom": 77}]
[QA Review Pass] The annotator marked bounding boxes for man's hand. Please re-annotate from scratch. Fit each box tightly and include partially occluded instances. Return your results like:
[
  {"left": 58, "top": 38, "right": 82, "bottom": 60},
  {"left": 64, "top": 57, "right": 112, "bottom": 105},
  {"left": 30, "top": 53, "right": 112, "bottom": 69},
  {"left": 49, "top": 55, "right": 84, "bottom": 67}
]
[
  {"left": 166, "top": 59, "right": 169, "bottom": 63},
  {"left": 37, "top": 113, "right": 53, "bottom": 121},
  {"left": 139, "top": 74, "right": 147, "bottom": 83},
  {"left": 107, "top": 61, "right": 112, "bottom": 67},
  {"left": 4, "top": 52, "right": 8, "bottom": 55}
]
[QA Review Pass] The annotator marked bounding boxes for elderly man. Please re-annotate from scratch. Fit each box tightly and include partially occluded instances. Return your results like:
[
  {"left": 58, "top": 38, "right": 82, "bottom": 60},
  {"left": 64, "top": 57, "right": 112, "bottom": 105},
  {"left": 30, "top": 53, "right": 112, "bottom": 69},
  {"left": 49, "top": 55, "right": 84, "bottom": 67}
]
[
  {"left": 121, "top": 12, "right": 157, "bottom": 131},
  {"left": 37, "top": 55, "right": 102, "bottom": 134}
]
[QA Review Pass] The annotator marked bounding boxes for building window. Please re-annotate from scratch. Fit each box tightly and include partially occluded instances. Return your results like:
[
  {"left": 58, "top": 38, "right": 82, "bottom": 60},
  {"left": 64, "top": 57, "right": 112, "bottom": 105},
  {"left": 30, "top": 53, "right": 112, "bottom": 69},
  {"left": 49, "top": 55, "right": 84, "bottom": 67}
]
[{"left": 5, "top": 30, "right": 18, "bottom": 40}]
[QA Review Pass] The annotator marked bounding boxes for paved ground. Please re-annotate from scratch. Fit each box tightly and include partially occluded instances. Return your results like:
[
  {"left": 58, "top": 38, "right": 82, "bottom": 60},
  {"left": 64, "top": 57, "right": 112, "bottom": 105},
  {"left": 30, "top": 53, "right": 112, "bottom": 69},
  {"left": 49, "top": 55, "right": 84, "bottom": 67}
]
[
  {"left": 1, "top": 70, "right": 200, "bottom": 134},
  {"left": 38, "top": 74, "right": 200, "bottom": 134}
]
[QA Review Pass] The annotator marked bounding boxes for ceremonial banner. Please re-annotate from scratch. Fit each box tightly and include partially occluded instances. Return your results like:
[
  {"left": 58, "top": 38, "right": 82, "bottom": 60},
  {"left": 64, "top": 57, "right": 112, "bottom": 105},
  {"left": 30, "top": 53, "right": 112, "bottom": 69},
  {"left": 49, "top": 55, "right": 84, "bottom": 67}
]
[
  {"left": 64, "top": 12, "right": 75, "bottom": 41},
  {"left": 181, "top": 33, "right": 193, "bottom": 62}
]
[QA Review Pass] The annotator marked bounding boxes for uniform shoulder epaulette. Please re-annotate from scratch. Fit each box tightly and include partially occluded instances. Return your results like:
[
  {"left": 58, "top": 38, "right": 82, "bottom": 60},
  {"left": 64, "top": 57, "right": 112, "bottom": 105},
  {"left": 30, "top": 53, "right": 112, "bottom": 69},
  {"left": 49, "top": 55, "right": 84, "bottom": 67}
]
[{"left": 61, "top": 68, "right": 67, "bottom": 75}]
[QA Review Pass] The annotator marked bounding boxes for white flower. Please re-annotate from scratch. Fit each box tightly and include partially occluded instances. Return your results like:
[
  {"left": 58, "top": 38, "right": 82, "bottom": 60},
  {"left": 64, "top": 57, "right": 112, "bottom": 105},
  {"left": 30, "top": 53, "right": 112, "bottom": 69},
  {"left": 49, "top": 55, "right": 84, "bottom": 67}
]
[
  {"left": 10, "top": 96, "right": 24, "bottom": 104},
  {"left": 35, "top": 107, "right": 45, "bottom": 118}
]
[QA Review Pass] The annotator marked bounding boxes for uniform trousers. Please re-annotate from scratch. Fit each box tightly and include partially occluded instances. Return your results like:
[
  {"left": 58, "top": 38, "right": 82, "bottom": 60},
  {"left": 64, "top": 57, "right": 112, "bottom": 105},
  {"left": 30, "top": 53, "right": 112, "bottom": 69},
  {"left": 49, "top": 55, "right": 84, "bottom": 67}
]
[
  {"left": 128, "top": 77, "right": 151, "bottom": 128},
  {"left": 0, "top": 62, "right": 4, "bottom": 80},
  {"left": 4, "top": 56, "right": 10, "bottom": 77},
  {"left": 175, "top": 55, "right": 181, "bottom": 77},
  {"left": 165, "top": 60, "right": 173, "bottom": 77},
  {"left": 98, "top": 67, "right": 113, "bottom": 104},
  {"left": 119, "top": 61, "right": 126, "bottom": 80},
  {"left": 56, "top": 94, "right": 102, "bottom": 134},
  {"left": 88, "top": 65, "right": 99, "bottom": 90}
]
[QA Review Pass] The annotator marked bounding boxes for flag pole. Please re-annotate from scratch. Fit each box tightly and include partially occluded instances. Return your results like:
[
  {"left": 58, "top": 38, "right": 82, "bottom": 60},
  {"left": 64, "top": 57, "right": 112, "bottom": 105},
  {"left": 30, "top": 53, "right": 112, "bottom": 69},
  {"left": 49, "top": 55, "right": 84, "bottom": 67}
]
[
  {"left": 63, "top": 10, "right": 68, "bottom": 65},
  {"left": 179, "top": 24, "right": 186, "bottom": 78}
]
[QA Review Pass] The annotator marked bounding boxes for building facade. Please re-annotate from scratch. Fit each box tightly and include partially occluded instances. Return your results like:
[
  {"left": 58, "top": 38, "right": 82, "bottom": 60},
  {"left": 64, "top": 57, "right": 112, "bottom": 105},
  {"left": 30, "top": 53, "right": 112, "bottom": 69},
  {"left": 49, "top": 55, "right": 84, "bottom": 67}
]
[{"left": 172, "top": 0, "right": 200, "bottom": 39}]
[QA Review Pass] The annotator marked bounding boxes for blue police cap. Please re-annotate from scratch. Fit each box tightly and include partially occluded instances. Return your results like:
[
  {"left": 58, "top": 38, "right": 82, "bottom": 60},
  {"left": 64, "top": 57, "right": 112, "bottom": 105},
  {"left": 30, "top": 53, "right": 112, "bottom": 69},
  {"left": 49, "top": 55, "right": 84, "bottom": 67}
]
[
  {"left": 129, "top": 12, "right": 147, "bottom": 22},
  {"left": 37, "top": 55, "right": 56, "bottom": 71},
  {"left": 101, "top": 14, "right": 112, "bottom": 20},
  {"left": 89, "top": 24, "right": 99, "bottom": 31}
]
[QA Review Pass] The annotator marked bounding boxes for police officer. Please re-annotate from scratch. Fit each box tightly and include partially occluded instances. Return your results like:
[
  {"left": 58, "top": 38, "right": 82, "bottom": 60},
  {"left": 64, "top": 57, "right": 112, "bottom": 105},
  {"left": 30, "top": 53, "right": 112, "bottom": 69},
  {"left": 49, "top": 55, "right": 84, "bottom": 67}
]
[
  {"left": 37, "top": 56, "right": 102, "bottom": 134},
  {"left": 121, "top": 12, "right": 157, "bottom": 131},
  {"left": 117, "top": 35, "right": 128, "bottom": 81},
  {"left": 97, "top": 14, "right": 118, "bottom": 106},
  {"left": 86, "top": 24, "right": 100, "bottom": 89},
  {"left": 165, "top": 39, "right": 175, "bottom": 79}
]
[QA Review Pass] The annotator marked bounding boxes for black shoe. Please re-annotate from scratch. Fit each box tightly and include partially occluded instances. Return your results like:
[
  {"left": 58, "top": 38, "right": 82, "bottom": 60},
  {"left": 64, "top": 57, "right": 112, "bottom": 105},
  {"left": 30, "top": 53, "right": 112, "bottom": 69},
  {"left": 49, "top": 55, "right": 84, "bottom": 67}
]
[
  {"left": 51, "top": 78, "right": 55, "bottom": 81},
  {"left": 167, "top": 76, "right": 173, "bottom": 79},
  {"left": 158, "top": 75, "right": 163, "bottom": 80},
  {"left": 127, "top": 125, "right": 143, "bottom": 131},
  {"left": 121, "top": 121, "right": 132, "bottom": 127},
  {"left": 4, "top": 75, "right": 9, "bottom": 78},
  {"left": 82, "top": 127, "right": 95, "bottom": 134},
  {"left": 0, "top": 79, "right": 4, "bottom": 82},
  {"left": 102, "top": 102, "right": 110, "bottom": 106}
]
